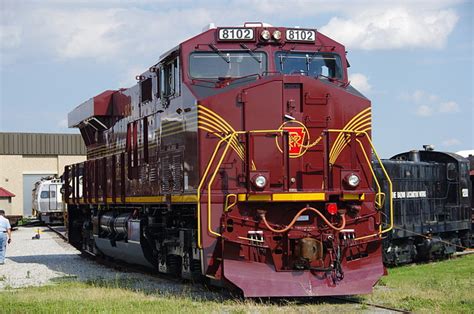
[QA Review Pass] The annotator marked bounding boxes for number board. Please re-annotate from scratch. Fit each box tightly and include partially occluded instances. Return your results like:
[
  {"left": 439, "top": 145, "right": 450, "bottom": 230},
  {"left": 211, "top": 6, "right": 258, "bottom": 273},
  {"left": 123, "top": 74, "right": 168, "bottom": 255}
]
[
  {"left": 285, "top": 29, "right": 316, "bottom": 42},
  {"left": 218, "top": 28, "right": 255, "bottom": 41}
]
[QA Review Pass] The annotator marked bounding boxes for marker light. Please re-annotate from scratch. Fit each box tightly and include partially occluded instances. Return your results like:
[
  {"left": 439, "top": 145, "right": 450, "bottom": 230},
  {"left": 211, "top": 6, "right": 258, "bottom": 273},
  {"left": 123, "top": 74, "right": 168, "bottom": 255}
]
[
  {"left": 346, "top": 173, "right": 360, "bottom": 187},
  {"left": 272, "top": 30, "right": 281, "bottom": 40},
  {"left": 254, "top": 175, "right": 267, "bottom": 189},
  {"left": 326, "top": 203, "right": 338, "bottom": 215},
  {"left": 261, "top": 30, "right": 271, "bottom": 40}
]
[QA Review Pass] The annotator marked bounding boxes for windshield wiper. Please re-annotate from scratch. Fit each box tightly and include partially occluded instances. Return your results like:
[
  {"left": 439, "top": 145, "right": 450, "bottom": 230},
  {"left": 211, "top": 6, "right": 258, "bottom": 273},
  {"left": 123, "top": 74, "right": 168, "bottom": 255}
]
[
  {"left": 239, "top": 43, "right": 261, "bottom": 64},
  {"left": 308, "top": 50, "right": 322, "bottom": 63},
  {"left": 278, "top": 50, "right": 292, "bottom": 73},
  {"left": 208, "top": 44, "right": 230, "bottom": 63},
  {"left": 317, "top": 74, "right": 349, "bottom": 87}
]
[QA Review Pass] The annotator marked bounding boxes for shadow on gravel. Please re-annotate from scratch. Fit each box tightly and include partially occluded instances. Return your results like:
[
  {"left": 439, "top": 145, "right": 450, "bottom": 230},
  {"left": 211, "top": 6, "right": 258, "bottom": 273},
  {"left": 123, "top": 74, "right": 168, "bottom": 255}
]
[{"left": 6, "top": 254, "right": 221, "bottom": 300}]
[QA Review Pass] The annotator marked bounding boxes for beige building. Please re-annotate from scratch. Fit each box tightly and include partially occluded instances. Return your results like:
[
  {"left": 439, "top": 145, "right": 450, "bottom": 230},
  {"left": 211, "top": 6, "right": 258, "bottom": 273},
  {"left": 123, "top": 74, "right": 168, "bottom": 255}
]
[{"left": 0, "top": 132, "right": 86, "bottom": 218}]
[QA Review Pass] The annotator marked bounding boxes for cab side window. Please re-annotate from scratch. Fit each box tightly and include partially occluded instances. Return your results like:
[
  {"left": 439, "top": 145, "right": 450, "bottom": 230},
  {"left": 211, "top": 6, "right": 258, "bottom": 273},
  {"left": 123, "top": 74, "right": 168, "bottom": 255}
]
[{"left": 160, "top": 57, "right": 180, "bottom": 100}]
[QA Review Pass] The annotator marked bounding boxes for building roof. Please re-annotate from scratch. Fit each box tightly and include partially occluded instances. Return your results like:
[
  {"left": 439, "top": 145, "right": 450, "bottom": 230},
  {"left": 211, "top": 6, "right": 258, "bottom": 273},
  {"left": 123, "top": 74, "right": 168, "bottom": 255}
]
[
  {"left": 0, "top": 187, "right": 15, "bottom": 197},
  {"left": 0, "top": 132, "right": 86, "bottom": 156}
]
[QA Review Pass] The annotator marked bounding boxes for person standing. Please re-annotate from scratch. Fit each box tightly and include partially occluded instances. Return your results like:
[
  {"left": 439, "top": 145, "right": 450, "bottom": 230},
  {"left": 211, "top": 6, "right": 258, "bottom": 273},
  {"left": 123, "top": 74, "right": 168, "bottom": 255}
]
[{"left": 0, "top": 209, "right": 12, "bottom": 265}]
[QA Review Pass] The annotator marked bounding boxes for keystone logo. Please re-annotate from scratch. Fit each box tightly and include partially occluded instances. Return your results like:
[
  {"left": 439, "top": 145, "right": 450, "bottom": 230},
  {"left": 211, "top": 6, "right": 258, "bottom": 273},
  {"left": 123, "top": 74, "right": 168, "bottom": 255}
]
[{"left": 284, "top": 126, "right": 306, "bottom": 155}]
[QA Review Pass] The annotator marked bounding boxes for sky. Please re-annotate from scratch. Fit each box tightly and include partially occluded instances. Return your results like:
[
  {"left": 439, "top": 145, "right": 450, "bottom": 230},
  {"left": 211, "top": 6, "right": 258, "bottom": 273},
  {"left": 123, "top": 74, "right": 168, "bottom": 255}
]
[{"left": 0, "top": 0, "right": 472, "bottom": 158}]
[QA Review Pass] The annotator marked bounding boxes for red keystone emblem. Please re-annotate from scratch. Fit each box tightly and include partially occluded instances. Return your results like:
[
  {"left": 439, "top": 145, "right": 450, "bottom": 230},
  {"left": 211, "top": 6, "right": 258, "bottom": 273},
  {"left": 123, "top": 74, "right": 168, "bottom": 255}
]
[{"left": 284, "top": 127, "right": 306, "bottom": 156}]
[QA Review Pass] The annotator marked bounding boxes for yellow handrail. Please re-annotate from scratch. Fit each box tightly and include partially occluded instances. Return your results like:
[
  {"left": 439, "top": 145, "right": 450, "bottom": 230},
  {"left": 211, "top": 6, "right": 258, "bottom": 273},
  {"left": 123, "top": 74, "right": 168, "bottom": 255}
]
[
  {"left": 207, "top": 133, "right": 237, "bottom": 238},
  {"left": 327, "top": 129, "right": 393, "bottom": 240},
  {"left": 224, "top": 194, "right": 237, "bottom": 212},
  {"left": 197, "top": 133, "right": 234, "bottom": 248},
  {"left": 355, "top": 138, "right": 384, "bottom": 209},
  {"left": 199, "top": 129, "right": 284, "bottom": 247}
]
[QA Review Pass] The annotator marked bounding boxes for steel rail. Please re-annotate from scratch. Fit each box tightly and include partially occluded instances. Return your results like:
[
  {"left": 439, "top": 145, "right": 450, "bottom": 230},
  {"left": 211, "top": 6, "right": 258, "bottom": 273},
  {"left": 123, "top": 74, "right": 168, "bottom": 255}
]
[{"left": 328, "top": 296, "right": 410, "bottom": 313}]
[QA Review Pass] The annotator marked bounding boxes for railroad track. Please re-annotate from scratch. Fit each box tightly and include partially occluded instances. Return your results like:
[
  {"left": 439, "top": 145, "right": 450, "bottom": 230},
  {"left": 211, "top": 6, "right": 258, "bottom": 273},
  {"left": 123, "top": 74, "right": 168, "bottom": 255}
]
[
  {"left": 45, "top": 224, "right": 68, "bottom": 241},
  {"left": 327, "top": 296, "right": 409, "bottom": 313}
]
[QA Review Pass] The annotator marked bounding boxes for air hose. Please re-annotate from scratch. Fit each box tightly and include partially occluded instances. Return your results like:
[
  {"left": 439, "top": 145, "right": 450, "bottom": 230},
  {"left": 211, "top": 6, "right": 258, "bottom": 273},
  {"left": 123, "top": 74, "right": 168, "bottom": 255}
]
[{"left": 259, "top": 206, "right": 346, "bottom": 233}]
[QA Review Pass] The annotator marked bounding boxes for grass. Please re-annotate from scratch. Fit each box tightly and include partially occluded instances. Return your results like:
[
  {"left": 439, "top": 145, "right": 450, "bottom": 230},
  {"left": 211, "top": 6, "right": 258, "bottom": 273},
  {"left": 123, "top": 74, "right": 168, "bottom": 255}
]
[
  {"left": 0, "top": 255, "right": 472, "bottom": 313},
  {"left": 0, "top": 281, "right": 353, "bottom": 314},
  {"left": 362, "top": 254, "right": 474, "bottom": 312}
]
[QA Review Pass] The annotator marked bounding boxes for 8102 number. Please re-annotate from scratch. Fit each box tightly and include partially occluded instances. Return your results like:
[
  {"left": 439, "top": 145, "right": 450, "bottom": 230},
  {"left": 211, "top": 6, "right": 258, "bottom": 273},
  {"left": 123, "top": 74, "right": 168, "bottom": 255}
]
[
  {"left": 218, "top": 28, "right": 254, "bottom": 41},
  {"left": 285, "top": 29, "right": 316, "bottom": 42}
]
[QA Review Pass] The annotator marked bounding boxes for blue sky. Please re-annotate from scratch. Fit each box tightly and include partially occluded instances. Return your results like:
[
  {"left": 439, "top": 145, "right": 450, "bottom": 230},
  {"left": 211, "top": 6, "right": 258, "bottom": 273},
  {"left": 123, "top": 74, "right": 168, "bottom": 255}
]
[{"left": 0, "top": 0, "right": 472, "bottom": 157}]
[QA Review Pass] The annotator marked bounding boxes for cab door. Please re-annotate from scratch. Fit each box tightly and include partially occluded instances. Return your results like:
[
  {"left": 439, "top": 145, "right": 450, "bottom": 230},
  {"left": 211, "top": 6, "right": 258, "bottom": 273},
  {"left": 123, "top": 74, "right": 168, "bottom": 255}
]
[{"left": 242, "top": 80, "right": 285, "bottom": 190}]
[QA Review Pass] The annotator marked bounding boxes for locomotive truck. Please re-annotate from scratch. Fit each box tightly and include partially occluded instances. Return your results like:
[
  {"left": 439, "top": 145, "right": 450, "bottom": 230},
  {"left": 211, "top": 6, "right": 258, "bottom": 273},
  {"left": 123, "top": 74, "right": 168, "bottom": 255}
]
[{"left": 63, "top": 23, "right": 393, "bottom": 297}]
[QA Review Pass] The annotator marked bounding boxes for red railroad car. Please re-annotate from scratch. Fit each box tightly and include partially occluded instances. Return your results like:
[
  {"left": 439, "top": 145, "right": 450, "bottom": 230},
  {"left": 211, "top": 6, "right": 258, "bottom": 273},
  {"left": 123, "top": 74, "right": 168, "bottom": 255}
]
[{"left": 64, "top": 23, "right": 393, "bottom": 297}]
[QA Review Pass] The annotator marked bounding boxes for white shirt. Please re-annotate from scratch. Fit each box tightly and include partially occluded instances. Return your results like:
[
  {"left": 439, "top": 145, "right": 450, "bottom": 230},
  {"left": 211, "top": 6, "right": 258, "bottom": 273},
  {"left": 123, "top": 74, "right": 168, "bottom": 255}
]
[{"left": 0, "top": 216, "right": 11, "bottom": 232}]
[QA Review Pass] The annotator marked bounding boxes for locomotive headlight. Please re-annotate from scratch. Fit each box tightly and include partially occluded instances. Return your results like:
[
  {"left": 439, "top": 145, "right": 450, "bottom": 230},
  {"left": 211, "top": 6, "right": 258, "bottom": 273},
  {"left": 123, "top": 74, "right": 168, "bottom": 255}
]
[
  {"left": 272, "top": 30, "right": 281, "bottom": 40},
  {"left": 347, "top": 173, "right": 360, "bottom": 187},
  {"left": 261, "top": 30, "right": 271, "bottom": 41},
  {"left": 253, "top": 175, "right": 267, "bottom": 189}
]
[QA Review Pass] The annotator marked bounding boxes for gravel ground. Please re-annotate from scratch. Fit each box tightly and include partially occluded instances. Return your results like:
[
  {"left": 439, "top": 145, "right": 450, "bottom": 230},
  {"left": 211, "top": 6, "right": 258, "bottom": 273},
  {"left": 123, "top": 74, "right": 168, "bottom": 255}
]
[{"left": 0, "top": 226, "right": 216, "bottom": 298}]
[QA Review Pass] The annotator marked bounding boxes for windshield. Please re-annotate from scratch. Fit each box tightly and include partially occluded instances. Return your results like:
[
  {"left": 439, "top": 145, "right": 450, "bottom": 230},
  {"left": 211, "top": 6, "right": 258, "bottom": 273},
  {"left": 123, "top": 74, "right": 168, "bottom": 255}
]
[
  {"left": 189, "top": 51, "right": 267, "bottom": 79},
  {"left": 275, "top": 52, "right": 343, "bottom": 79}
]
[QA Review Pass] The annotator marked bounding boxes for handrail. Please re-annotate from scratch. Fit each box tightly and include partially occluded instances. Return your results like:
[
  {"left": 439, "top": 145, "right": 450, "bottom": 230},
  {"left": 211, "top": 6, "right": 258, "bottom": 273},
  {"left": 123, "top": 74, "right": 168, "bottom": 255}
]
[
  {"left": 224, "top": 194, "right": 238, "bottom": 212},
  {"left": 355, "top": 138, "right": 384, "bottom": 209},
  {"left": 197, "top": 133, "right": 234, "bottom": 248},
  {"left": 198, "top": 129, "right": 284, "bottom": 247},
  {"left": 327, "top": 129, "right": 393, "bottom": 240},
  {"left": 207, "top": 133, "right": 237, "bottom": 238}
]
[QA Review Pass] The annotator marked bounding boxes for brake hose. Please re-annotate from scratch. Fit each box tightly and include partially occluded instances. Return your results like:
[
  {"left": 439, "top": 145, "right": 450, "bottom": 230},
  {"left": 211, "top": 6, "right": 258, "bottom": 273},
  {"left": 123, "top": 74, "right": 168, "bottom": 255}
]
[{"left": 259, "top": 206, "right": 346, "bottom": 233}]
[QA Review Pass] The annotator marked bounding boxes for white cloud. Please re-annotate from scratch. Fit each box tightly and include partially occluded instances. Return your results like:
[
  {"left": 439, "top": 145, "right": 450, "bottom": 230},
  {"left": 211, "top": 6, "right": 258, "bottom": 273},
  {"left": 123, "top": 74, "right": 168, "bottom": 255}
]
[
  {"left": 0, "top": 0, "right": 462, "bottom": 66},
  {"left": 408, "top": 90, "right": 439, "bottom": 104},
  {"left": 416, "top": 105, "right": 434, "bottom": 117},
  {"left": 442, "top": 138, "right": 461, "bottom": 147},
  {"left": 349, "top": 73, "right": 371, "bottom": 93},
  {"left": 46, "top": 9, "right": 124, "bottom": 60},
  {"left": 0, "top": 4, "right": 214, "bottom": 63},
  {"left": 319, "top": 7, "right": 458, "bottom": 50},
  {"left": 402, "top": 90, "right": 461, "bottom": 117},
  {"left": 438, "top": 101, "right": 460, "bottom": 113}
]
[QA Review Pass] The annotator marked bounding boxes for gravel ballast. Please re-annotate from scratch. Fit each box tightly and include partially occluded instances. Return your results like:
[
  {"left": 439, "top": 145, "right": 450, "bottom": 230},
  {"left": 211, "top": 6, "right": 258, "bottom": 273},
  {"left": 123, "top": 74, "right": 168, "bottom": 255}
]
[{"left": 0, "top": 226, "right": 214, "bottom": 297}]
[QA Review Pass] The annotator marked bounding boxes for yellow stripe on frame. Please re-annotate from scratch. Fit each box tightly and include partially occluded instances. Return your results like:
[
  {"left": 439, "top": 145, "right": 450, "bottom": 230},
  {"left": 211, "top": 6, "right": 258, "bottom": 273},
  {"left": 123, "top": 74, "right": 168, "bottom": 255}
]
[
  {"left": 171, "top": 195, "right": 198, "bottom": 203},
  {"left": 237, "top": 192, "right": 326, "bottom": 202},
  {"left": 342, "top": 193, "right": 365, "bottom": 201},
  {"left": 125, "top": 196, "right": 166, "bottom": 203}
]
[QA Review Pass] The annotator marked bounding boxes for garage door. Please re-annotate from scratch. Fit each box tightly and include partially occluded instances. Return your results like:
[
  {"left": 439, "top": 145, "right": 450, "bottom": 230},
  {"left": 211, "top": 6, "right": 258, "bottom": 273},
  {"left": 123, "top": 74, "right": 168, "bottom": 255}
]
[{"left": 23, "top": 174, "right": 55, "bottom": 217}]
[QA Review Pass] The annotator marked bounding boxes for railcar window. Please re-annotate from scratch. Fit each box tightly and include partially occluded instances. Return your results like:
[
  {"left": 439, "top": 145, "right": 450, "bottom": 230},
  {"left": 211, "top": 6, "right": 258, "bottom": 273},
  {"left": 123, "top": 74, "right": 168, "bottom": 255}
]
[
  {"left": 275, "top": 52, "right": 343, "bottom": 79},
  {"left": 189, "top": 52, "right": 267, "bottom": 79},
  {"left": 140, "top": 78, "right": 152, "bottom": 103},
  {"left": 40, "top": 191, "right": 49, "bottom": 198},
  {"left": 447, "top": 163, "right": 457, "bottom": 180}
]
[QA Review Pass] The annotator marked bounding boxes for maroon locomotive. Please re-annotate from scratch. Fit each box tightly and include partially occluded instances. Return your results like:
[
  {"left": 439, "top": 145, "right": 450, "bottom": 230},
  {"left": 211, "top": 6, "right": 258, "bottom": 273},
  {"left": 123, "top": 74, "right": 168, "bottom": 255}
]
[{"left": 64, "top": 23, "right": 393, "bottom": 297}]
